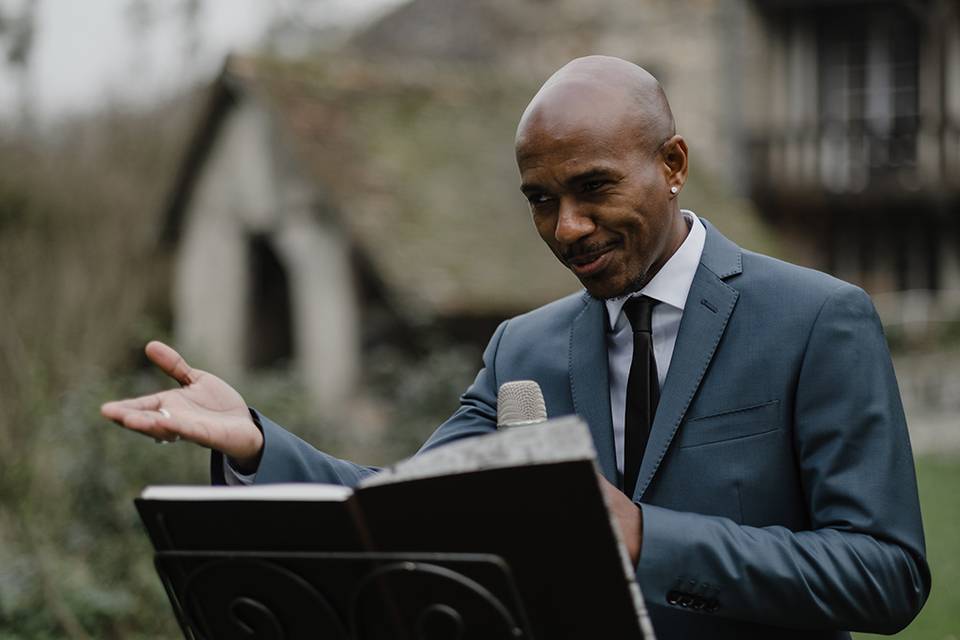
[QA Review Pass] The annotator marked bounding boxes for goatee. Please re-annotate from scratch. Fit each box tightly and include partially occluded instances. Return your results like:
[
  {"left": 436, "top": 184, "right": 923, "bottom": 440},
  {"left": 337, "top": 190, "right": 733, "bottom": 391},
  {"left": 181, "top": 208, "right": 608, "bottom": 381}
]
[{"left": 585, "top": 270, "right": 648, "bottom": 302}]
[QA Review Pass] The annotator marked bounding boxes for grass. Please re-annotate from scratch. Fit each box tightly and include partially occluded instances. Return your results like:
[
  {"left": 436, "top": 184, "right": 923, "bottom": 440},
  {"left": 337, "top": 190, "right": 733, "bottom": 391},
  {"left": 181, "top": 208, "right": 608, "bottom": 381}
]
[{"left": 855, "top": 454, "right": 960, "bottom": 640}]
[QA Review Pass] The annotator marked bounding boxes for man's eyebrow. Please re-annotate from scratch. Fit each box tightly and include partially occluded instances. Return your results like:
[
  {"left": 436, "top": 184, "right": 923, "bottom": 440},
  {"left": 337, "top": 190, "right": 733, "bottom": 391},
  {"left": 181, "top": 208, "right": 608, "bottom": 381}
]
[
  {"left": 521, "top": 167, "right": 620, "bottom": 194},
  {"left": 519, "top": 182, "right": 543, "bottom": 195},
  {"left": 567, "top": 168, "right": 618, "bottom": 184}
]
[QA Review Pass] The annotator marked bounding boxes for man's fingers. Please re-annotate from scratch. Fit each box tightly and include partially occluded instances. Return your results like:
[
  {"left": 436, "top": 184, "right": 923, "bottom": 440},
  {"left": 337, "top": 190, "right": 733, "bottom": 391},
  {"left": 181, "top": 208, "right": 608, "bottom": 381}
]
[
  {"left": 107, "top": 407, "right": 177, "bottom": 439},
  {"left": 101, "top": 395, "right": 182, "bottom": 440},
  {"left": 145, "top": 341, "right": 195, "bottom": 386},
  {"left": 596, "top": 472, "right": 620, "bottom": 495},
  {"left": 100, "top": 393, "right": 162, "bottom": 420}
]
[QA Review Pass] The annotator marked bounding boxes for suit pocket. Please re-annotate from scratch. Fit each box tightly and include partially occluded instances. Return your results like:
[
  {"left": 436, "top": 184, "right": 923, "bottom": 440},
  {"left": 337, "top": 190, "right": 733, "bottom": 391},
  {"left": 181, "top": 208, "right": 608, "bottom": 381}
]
[{"left": 678, "top": 400, "right": 781, "bottom": 449}]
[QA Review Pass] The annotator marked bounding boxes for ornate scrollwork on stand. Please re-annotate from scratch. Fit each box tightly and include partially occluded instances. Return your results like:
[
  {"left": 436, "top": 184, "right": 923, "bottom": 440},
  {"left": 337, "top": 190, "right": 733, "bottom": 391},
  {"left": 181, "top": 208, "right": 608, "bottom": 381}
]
[
  {"left": 179, "top": 559, "right": 349, "bottom": 640},
  {"left": 351, "top": 561, "right": 525, "bottom": 640}
]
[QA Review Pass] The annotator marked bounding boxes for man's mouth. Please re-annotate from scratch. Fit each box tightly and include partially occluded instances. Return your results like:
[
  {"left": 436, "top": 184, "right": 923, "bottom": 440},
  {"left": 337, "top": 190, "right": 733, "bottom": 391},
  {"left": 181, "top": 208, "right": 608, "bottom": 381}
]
[{"left": 565, "top": 243, "right": 619, "bottom": 277}]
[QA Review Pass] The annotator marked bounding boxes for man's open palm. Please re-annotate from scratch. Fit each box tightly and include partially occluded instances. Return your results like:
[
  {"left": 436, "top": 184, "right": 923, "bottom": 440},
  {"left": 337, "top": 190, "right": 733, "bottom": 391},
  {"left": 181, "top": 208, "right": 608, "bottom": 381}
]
[{"left": 100, "top": 341, "right": 263, "bottom": 468}]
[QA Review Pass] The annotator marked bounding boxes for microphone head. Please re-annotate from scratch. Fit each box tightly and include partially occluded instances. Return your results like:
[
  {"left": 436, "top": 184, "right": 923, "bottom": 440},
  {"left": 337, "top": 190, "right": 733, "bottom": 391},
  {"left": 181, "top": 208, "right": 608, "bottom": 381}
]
[{"left": 497, "top": 380, "right": 547, "bottom": 428}]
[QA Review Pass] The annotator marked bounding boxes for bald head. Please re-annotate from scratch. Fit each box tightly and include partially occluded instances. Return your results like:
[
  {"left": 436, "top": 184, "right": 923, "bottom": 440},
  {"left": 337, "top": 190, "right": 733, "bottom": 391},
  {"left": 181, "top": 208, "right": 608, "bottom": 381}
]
[
  {"left": 514, "top": 56, "right": 689, "bottom": 299},
  {"left": 516, "top": 56, "right": 675, "bottom": 159}
]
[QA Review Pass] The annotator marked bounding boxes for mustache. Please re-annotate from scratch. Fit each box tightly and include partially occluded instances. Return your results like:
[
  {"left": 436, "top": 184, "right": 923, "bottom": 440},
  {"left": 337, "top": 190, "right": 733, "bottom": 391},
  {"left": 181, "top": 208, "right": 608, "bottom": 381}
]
[{"left": 561, "top": 240, "right": 620, "bottom": 263}]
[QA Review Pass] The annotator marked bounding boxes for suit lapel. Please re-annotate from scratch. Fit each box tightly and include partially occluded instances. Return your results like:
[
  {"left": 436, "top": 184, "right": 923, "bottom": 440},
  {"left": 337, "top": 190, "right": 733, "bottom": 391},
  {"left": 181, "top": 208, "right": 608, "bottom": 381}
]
[
  {"left": 635, "top": 220, "right": 742, "bottom": 500},
  {"left": 569, "top": 293, "right": 618, "bottom": 482}
]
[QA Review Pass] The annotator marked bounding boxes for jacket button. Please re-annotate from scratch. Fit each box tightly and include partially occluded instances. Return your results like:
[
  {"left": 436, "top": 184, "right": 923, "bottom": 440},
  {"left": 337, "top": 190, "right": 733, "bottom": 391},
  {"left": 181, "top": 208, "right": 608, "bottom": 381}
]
[
  {"left": 666, "top": 590, "right": 681, "bottom": 605},
  {"left": 704, "top": 598, "right": 720, "bottom": 613},
  {"left": 691, "top": 596, "right": 705, "bottom": 610},
  {"left": 678, "top": 593, "right": 694, "bottom": 607}
]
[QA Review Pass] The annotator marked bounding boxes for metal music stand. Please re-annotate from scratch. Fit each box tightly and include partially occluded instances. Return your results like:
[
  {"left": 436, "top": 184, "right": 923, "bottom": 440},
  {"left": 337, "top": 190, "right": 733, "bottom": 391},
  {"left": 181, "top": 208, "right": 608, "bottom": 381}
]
[{"left": 155, "top": 550, "right": 532, "bottom": 640}]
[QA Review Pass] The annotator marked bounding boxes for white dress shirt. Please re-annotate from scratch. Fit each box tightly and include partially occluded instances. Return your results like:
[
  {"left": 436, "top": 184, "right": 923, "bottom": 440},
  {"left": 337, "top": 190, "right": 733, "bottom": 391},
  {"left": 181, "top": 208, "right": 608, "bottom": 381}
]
[
  {"left": 227, "top": 211, "right": 706, "bottom": 485},
  {"left": 604, "top": 211, "right": 705, "bottom": 476}
]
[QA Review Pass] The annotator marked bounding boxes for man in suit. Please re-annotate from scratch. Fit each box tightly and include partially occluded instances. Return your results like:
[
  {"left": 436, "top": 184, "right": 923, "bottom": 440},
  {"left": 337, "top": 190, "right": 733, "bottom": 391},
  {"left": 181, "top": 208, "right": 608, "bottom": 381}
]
[{"left": 103, "top": 56, "right": 930, "bottom": 637}]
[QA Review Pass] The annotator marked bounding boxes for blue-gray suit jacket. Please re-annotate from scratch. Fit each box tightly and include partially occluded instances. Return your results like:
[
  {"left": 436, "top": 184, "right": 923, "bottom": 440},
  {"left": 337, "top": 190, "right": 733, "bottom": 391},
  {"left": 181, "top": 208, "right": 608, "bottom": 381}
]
[{"left": 214, "top": 220, "right": 930, "bottom": 638}]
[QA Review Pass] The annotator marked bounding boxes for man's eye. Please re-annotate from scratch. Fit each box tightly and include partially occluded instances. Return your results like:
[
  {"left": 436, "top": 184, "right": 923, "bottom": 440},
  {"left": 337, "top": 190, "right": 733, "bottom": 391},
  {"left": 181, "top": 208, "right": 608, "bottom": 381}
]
[
  {"left": 583, "top": 180, "right": 607, "bottom": 192},
  {"left": 527, "top": 193, "right": 554, "bottom": 206}
]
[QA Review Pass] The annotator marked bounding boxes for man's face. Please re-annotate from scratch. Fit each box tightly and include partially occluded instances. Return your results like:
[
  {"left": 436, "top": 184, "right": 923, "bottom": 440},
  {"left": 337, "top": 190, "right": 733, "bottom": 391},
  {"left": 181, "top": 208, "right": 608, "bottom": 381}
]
[{"left": 516, "top": 102, "right": 681, "bottom": 300}]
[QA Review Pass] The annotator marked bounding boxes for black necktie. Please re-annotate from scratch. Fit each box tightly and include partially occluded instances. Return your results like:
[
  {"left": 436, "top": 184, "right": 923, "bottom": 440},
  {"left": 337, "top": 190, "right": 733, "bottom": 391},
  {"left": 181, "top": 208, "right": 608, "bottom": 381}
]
[{"left": 623, "top": 296, "right": 660, "bottom": 498}]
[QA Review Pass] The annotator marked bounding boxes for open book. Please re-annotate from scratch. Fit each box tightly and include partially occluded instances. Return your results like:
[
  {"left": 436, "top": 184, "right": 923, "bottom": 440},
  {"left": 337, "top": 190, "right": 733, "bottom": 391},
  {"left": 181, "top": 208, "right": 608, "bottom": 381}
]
[{"left": 137, "top": 416, "right": 655, "bottom": 639}]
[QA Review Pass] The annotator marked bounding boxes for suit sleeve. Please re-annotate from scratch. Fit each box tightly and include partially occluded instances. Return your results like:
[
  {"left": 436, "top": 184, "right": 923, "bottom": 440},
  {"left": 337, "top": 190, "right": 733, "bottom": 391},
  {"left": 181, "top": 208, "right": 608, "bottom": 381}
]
[
  {"left": 210, "top": 320, "right": 509, "bottom": 487},
  {"left": 210, "top": 410, "right": 379, "bottom": 487},
  {"left": 636, "top": 285, "right": 931, "bottom": 634}
]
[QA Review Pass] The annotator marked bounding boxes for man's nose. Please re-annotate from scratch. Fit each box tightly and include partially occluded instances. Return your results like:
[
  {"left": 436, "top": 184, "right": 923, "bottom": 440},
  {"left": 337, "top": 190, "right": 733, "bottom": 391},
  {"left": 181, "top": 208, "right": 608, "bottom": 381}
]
[{"left": 554, "top": 198, "right": 595, "bottom": 244}]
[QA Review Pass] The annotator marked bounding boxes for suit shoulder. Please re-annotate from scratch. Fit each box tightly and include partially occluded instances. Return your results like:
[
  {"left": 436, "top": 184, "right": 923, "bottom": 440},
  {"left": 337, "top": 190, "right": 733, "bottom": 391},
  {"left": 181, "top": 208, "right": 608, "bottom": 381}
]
[
  {"left": 738, "top": 249, "right": 869, "bottom": 306},
  {"left": 730, "top": 250, "right": 881, "bottom": 338},
  {"left": 501, "top": 290, "right": 589, "bottom": 334}
]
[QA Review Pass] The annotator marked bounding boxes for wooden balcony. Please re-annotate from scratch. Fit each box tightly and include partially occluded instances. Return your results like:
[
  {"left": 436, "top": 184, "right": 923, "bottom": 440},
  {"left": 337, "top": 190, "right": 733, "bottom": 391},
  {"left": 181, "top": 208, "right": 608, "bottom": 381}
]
[{"left": 748, "top": 116, "right": 960, "bottom": 213}]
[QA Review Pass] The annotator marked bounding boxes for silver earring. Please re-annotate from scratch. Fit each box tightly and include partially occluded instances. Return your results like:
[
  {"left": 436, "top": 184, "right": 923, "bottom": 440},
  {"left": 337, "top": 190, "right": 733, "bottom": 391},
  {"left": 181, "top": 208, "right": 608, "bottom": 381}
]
[{"left": 670, "top": 186, "right": 679, "bottom": 194}]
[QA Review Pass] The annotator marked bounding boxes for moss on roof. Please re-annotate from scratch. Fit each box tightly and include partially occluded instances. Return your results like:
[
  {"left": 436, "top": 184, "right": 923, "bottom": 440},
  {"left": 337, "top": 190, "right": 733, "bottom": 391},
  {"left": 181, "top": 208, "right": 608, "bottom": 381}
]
[{"left": 224, "top": 55, "right": 582, "bottom": 317}]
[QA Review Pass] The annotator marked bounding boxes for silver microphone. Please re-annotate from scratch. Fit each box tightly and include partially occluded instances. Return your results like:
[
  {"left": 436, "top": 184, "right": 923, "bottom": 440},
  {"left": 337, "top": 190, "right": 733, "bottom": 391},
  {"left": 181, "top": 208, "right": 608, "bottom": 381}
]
[{"left": 497, "top": 380, "right": 548, "bottom": 428}]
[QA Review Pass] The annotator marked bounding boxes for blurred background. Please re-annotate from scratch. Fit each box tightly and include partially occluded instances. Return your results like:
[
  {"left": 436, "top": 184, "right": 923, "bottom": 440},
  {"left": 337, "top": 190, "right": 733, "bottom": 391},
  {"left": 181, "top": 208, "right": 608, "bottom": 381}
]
[{"left": 0, "top": 0, "right": 957, "bottom": 637}]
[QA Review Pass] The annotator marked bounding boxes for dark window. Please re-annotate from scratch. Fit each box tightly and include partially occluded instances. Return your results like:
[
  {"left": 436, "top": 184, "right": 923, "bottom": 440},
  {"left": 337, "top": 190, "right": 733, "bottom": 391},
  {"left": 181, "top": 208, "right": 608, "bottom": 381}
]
[{"left": 818, "top": 5, "right": 920, "bottom": 191}]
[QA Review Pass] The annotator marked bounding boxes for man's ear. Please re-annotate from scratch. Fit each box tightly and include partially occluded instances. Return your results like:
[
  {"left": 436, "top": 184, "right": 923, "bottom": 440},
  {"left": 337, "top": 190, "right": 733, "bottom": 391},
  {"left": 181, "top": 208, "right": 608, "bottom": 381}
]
[{"left": 661, "top": 135, "right": 688, "bottom": 190}]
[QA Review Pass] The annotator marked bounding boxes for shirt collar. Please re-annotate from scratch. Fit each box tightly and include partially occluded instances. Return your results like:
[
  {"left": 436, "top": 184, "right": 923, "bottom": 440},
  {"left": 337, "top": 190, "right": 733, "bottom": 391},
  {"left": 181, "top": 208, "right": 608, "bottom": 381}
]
[{"left": 604, "top": 210, "right": 706, "bottom": 331}]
